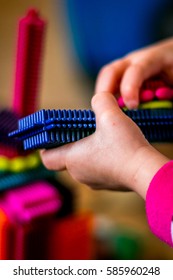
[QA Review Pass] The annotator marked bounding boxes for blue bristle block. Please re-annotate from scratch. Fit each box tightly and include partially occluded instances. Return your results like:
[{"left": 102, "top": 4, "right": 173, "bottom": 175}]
[{"left": 8, "top": 108, "right": 173, "bottom": 150}]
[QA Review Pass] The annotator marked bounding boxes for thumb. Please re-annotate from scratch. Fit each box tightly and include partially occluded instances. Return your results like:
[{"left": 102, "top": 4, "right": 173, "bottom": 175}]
[
  {"left": 91, "top": 92, "right": 124, "bottom": 125},
  {"left": 40, "top": 142, "right": 73, "bottom": 171}
]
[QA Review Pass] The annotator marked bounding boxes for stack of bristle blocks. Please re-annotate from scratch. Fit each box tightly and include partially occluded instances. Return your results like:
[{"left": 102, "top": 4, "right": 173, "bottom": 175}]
[
  {"left": 9, "top": 77, "right": 173, "bottom": 150},
  {"left": 0, "top": 9, "right": 94, "bottom": 260}
]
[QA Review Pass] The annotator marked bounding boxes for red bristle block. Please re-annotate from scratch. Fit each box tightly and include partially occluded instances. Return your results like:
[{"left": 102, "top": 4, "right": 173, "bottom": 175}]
[
  {"left": 22, "top": 219, "right": 55, "bottom": 260},
  {"left": 142, "top": 77, "right": 166, "bottom": 90},
  {"left": 47, "top": 214, "right": 95, "bottom": 260},
  {"left": 12, "top": 9, "right": 46, "bottom": 117},
  {"left": 0, "top": 144, "right": 19, "bottom": 158},
  {"left": 0, "top": 208, "right": 14, "bottom": 260},
  {"left": 11, "top": 221, "right": 51, "bottom": 260}
]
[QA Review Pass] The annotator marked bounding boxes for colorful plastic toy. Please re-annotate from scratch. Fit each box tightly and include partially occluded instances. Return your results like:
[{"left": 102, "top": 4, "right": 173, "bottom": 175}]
[
  {"left": 12, "top": 9, "right": 46, "bottom": 117},
  {"left": 0, "top": 164, "right": 56, "bottom": 191},
  {"left": 8, "top": 107, "right": 173, "bottom": 149},
  {"left": 0, "top": 152, "right": 40, "bottom": 173},
  {"left": 0, "top": 209, "right": 11, "bottom": 259},
  {"left": 47, "top": 214, "right": 94, "bottom": 260},
  {"left": 118, "top": 76, "right": 173, "bottom": 108},
  {"left": 4, "top": 180, "right": 62, "bottom": 223}
]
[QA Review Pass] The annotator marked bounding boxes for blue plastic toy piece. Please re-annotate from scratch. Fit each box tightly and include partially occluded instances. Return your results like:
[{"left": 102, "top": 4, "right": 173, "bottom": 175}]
[
  {"left": 8, "top": 108, "right": 173, "bottom": 150},
  {"left": 8, "top": 109, "right": 96, "bottom": 149}
]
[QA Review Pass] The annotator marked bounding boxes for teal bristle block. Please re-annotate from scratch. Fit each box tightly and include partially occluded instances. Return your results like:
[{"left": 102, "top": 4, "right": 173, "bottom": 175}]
[{"left": 0, "top": 164, "right": 56, "bottom": 192}]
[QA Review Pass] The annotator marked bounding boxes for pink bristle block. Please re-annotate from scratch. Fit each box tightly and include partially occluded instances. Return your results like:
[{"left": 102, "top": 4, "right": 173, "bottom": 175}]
[
  {"left": 12, "top": 9, "right": 46, "bottom": 117},
  {"left": 117, "top": 89, "right": 155, "bottom": 108},
  {"left": 155, "top": 87, "right": 173, "bottom": 100},
  {"left": 0, "top": 179, "right": 61, "bottom": 260},
  {"left": 4, "top": 180, "right": 62, "bottom": 223},
  {"left": 140, "top": 89, "right": 155, "bottom": 102},
  {"left": 117, "top": 96, "right": 125, "bottom": 108},
  {"left": 117, "top": 77, "right": 173, "bottom": 108}
]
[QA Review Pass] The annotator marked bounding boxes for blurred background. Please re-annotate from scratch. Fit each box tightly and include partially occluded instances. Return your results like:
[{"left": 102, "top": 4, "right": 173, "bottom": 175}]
[{"left": 0, "top": 0, "right": 173, "bottom": 260}]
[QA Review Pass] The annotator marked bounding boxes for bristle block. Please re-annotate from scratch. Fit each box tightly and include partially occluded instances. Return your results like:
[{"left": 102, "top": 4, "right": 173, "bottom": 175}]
[{"left": 8, "top": 108, "right": 173, "bottom": 150}]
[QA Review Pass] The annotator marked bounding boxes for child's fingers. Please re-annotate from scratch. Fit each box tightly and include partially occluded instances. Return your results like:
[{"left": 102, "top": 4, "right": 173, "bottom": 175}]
[
  {"left": 120, "top": 58, "right": 164, "bottom": 108},
  {"left": 95, "top": 59, "right": 128, "bottom": 95}
]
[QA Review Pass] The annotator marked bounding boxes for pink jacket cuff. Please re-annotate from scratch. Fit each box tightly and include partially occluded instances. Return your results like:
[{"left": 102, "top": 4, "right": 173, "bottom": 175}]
[{"left": 146, "top": 160, "right": 173, "bottom": 247}]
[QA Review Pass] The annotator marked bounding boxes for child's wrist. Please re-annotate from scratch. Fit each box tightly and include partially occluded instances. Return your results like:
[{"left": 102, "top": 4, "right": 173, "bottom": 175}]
[{"left": 130, "top": 145, "right": 170, "bottom": 199}]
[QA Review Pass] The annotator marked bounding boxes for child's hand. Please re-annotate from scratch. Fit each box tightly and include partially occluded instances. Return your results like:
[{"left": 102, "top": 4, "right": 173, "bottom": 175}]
[
  {"left": 40, "top": 92, "right": 169, "bottom": 199},
  {"left": 95, "top": 38, "right": 173, "bottom": 109}
]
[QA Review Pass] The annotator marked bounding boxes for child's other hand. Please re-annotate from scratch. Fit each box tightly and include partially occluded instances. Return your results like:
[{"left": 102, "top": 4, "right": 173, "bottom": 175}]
[
  {"left": 40, "top": 92, "right": 169, "bottom": 199},
  {"left": 95, "top": 38, "right": 173, "bottom": 109}
]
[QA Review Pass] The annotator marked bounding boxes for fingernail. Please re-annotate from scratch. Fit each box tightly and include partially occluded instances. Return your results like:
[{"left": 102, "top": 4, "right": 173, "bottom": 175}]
[{"left": 125, "top": 100, "right": 138, "bottom": 109}]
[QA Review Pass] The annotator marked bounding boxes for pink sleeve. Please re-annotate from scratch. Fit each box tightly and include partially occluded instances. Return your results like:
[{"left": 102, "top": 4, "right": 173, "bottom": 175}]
[{"left": 146, "top": 160, "right": 173, "bottom": 247}]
